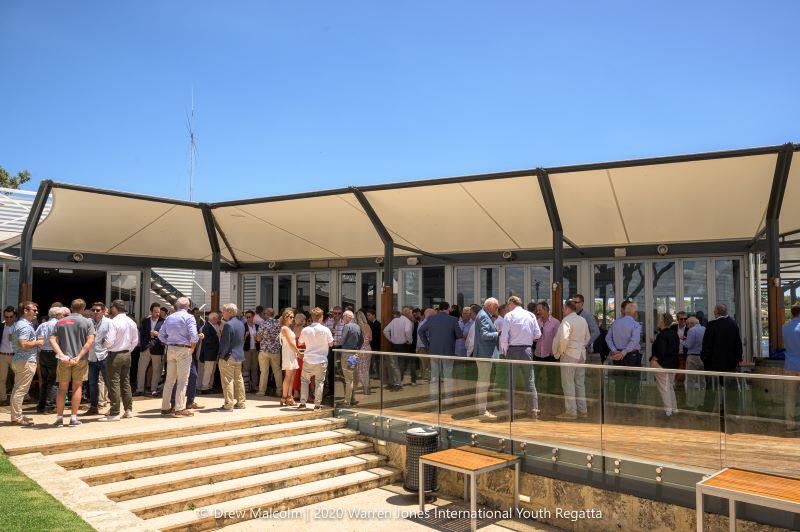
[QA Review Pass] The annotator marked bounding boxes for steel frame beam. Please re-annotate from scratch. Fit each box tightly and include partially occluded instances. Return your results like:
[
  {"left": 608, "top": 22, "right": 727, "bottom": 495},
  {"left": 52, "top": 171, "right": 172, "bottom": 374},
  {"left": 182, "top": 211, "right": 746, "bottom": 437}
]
[
  {"left": 765, "top": 144, "right": 794, "bottom": 351},
  {"left": 212, "top": 217, "right": 240, "bottom": 269},
  {"left": 201, "top": 204, "right": 222, "bottom": 311},
  {"left": 19, "top": 179, "right": 53, "bottom": 303},
  {"left": 537, "top": 168, "right": 564, "bottom": 318}
]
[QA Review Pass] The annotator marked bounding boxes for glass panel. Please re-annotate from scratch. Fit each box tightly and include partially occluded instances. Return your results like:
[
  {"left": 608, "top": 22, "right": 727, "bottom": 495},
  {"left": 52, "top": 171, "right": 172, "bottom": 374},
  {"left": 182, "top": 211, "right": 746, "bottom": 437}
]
[
  {"left": 7, "top": 269, "right": 19, "bottom": 311},
  {"left": 455, "top": 266, "right": 475, "bottom": 309},
  {"left": 682, "top": 260, "right": 708, "bottom": 322},
  {"left": 529, "top": 265, "right": 551, "bottom": 308},
  {"left": 379, "top": 352, "right": 440, "bottom": 432},
  {"left": 109, "top": 273, "right": 137, "bottom": 318},
  {"left": 504, "top": 266, "right": 524, "bottom": 301},
  {"left": 259, "top": 275, "right": 274, "bottom": 310},
  {"left": 402, "top": 269, "right": 421, "bottom": 309},
  {"left": 715, "top": 259, "right": 741, "bottom": 324},
  {"left": 724, "top": 374, "right": 800, "bottom": 477},
  {"left": 340, "top": 272, "right": 356, "bottom": 310},
  {"left": 622, "top": 262, "right": 646, "bottom": 347},
  {"left": 512, "top": 362, "right": 603, "bottom": 463},
  {"left": 314, "top": 272, "right": 330, "bottom": 312},
  {"left": 277, "top": 274, "right": 292, "bottom": 312},
  {"left": 593, "top": 262, "right": 616, "bottom": 330},
  {"left": 295, "top": 273, "right": 310, "bottom": 314},
  {"left": 334, "top": 348, "right": 382, "bottom": 429},
  {"left": 422, "top": 267, "right": 445, "bottom": 309},
  {"left": 360, "top": 271, "right": 377, "bottom": 312},
  {"left": 563, "top": 264, "right": 578, "bottom": 302},
  {"left": 652, "top": 261, "right": 677, "bottom": 332},
  {"left": 480, "top": 266, "right": 499, "bottom": 302},
  {"left": 604, "top": 365, "right": 721, "bottom": 471},
  {"left": 440, "top": 357, "right": 511, "bottom": 447}
]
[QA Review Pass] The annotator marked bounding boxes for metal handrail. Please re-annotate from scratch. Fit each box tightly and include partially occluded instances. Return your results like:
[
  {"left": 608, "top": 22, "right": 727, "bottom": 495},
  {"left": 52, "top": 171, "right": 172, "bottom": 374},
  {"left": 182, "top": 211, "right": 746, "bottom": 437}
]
[{"left": 333, "top": 348, "right": 799, "bottom": 381}]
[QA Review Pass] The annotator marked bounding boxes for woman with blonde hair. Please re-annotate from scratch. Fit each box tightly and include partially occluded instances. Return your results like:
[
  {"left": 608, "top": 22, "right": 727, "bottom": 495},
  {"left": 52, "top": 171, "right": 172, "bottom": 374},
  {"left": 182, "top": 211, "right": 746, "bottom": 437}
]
[
  {"left": 291, "top": 312, "right": 308, "bottom": 401},
  {"left": 355, "top": 309, "right": 373, "bottom": 396},
  {"left": 279, "top": 308, "right": 301, "bottom": 406}
]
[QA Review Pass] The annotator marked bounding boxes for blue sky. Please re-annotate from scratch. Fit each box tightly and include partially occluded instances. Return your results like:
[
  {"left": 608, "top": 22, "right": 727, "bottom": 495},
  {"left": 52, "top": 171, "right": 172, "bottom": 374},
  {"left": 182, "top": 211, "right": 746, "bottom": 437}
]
[{"left": 1, "top": 1, "right": 798, "bottom": 202}]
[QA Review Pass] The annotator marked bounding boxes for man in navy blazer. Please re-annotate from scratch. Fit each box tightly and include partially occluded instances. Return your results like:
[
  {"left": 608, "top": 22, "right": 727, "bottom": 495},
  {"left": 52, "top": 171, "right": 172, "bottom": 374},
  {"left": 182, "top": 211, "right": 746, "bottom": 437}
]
[
  {"left": 474, "top": 298, "right": 500, "bottom": 419},
  {"left": 217, "top": 304, "right": 246, "bottom": 411},
  {"left": 418, "top": 301, "right": 463, "bottom": 402}
]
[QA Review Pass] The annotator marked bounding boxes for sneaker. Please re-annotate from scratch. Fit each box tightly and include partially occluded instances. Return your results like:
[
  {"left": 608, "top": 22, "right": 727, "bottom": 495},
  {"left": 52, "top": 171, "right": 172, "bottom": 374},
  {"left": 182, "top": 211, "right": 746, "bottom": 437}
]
[
  {"left": 69, "top": 418, "right": 82, "bottom": 427},
  {"left": 151, "top": 391, "right": 159, "bottom": 397},
  {"left": 173, "top": 409, "right": 194, "bottom": 417},
  {"left": 122, "top": 410, "right": 133, "bottom": 419},
  {"left": 555, "top": 412, "right": 578, "bottom": 420},
  {"left": 233, "top": 404, "right": 245, "bottom": 410},
  {"left": 187, "top": 402, "right": 203, "bottom": 410},
  {"left": 481, "top": 411, "right": 498, "bottom": 421},
  {"left": 216, "top": 406, "right": 233, "bottom": 412},
  {"left": 99, "top": 415, "right": 121, "bottom": 422}
]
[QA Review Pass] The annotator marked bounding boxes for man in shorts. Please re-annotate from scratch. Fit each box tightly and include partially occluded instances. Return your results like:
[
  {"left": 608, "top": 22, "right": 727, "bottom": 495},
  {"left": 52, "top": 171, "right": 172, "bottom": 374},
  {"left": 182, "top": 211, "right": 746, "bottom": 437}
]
[{"left": 50, "top": 299, "right": 95, "bottom": 427}]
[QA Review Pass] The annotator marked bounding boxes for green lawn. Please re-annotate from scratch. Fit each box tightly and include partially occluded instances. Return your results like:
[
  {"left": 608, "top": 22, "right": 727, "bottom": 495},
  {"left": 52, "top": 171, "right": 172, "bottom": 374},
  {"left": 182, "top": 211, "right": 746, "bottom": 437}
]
[{"left": 0, "top": 452, "right": 93, "bottom": 532}]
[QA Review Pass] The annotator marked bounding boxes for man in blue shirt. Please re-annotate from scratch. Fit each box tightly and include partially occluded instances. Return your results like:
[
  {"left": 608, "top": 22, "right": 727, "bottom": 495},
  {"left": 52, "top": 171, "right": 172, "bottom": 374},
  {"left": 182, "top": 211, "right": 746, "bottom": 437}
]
[
  {"left": 606, "top": 300, "right": 643, "bottom": 405},
  {"left": 218, "top": 303, "right": 246, "bottom": 412},
  {"left": 158, "top": 297, "right": 199, "bottom": 417},
  {"left": 11, "top": 301, "right": 45, "bottom": 426},
  {"left": 783, "top": 305, "right": 800, "bottom": 433}
]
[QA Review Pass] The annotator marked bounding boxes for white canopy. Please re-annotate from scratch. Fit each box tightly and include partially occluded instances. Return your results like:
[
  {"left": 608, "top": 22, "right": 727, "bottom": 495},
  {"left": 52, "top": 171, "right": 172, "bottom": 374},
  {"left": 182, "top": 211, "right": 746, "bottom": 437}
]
[{"left": 30, "top": 144, "right": 800, "bottom": 265}]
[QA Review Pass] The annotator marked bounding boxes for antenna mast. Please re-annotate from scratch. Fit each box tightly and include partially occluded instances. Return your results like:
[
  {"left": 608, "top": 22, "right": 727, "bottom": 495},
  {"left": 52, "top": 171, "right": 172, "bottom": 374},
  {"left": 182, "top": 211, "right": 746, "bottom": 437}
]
[{"left": 188, "top": 88, "right": 197, "bottom": 201}]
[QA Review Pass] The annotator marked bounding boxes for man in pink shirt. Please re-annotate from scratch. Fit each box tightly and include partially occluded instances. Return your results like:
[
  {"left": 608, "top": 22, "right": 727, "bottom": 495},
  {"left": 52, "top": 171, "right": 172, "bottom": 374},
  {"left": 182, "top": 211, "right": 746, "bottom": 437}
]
[{"left": 534, "top": 301, "right": 561, "bottom": 399}]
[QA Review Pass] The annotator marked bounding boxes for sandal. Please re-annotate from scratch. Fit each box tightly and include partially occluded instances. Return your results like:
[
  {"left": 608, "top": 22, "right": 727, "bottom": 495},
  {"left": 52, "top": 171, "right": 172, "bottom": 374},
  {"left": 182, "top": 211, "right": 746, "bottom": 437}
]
[
  {"left": 286, "top": 396, "right": 296, "bottom": 406},
  {"left": 280, "top": 397, "right": 287, "bottom": 406}
]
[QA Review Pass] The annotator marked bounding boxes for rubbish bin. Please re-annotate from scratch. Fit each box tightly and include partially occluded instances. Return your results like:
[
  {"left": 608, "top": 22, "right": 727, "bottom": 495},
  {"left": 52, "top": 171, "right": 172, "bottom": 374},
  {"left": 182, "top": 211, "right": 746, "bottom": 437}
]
[{"left": 404, "top": 427, "right": 439, "bottom": 493}]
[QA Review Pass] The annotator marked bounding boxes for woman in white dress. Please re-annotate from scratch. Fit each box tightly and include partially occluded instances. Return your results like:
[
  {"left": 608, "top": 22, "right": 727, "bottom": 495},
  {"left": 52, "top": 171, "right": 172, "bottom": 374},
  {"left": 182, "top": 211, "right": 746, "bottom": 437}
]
[{"left": 279, "top": 308, "right": 301, "bottom": 406}]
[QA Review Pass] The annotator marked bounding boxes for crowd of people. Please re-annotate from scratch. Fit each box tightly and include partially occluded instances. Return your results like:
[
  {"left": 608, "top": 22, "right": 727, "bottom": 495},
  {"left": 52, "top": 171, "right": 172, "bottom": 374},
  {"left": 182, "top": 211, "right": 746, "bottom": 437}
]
[{"left": 6, "top": 288, "right": 795, "bottom": 429}]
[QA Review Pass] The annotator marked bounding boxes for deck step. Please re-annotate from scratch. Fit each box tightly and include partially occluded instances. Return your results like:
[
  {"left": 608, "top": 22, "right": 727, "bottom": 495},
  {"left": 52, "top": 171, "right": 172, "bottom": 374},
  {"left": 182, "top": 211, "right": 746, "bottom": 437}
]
[
  {"left": 50, "top": 417, "right": 346, "bottom": 469},
  {"left": 99, "top": 440, "right": 375, "bottom": 502},
  {"left": 124, "top": 453, "right": 387, "bottom": 519},
  {"left": 5, "top": 408, "right": 332, "bottom": 456},
  {"left": 76, "top": 428, "right": 361, "bottom": 485},
  {"left": 144, "top": 467, "right": 401, "bottom": 532}
]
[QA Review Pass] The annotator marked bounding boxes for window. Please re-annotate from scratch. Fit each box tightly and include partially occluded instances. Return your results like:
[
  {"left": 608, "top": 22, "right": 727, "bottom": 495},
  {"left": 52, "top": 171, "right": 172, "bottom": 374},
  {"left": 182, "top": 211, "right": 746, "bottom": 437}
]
[
  {"left": 505, "top": 266, "right": 524, "bottom": 301},
  {"left": 682, "top": 260, "right": 708, "bottom": 319},
  {"left": 563, "top": 264, "right": 578, "bottom": 302},
  {"left": 278, "top": 275, "right": 292, "bottom": 312},
  {"left": 295, "top": 273, "right": 310, "bottom": 313},
  {"left": 622, "top": 262, "right": 646, "bottom": 347},
  {"left": 652, "top": 261, "right": 677, "bottom": 327},
  {"left": 715, "top": 259, "right": 741, "bottom": 324},
  {"left": 480, "top": 266, "right": 499, "bottom": 302},
  {"left": 340, "top": 272, "right": 356, "bottom": 310},
  {"left": 403, "top": 269, "right": 421, "bottom": 309},
  {"left": 455, "top": 267, "right": 475, "bottom": 309},
  {"left": 315, "top": 272, "right": 330, "bottom": 312},
  {"left": 422, "top": 267, "right": 445, "bottom": 309},
  {"left": 593, "top": 262, "right": 615, "bottom": 329},
  {"left": 361, "top": 272, "right": 377, "bottom": 312},
  {"left": 529, "top": 265, "right": 551, "bottom": 308}
]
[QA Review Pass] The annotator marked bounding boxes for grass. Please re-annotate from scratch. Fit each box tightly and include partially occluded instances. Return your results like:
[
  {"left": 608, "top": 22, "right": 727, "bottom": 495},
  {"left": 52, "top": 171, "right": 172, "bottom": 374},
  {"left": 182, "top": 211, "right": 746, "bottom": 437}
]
[{"left": 0, "top": 452, "right": 93, "bottom": 532}]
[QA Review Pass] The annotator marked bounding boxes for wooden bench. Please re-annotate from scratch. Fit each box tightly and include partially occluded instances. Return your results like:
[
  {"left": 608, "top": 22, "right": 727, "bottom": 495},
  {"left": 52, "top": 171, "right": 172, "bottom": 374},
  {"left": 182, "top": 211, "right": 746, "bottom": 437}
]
[
  {"left": 696, "top": 468, "right": 800, "bottom": 531},
  {"left": 419, "top": 445, "right": 520, "bottom": 532}
]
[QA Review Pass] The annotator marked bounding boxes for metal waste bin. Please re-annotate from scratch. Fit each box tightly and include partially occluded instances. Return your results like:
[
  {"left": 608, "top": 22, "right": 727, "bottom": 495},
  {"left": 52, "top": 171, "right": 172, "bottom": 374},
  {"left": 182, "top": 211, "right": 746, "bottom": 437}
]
[{"left": 404, "top": 427, "right": 439, "bottom": 493}]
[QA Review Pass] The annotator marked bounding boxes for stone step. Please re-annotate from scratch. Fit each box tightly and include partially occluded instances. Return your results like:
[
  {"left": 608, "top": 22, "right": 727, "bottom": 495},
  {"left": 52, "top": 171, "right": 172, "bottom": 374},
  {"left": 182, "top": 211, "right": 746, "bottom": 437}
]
[
  {"left": 5, "top": 408, "right": 332, "bottom": 456},
  {"left": 144, "top": 466, "right": 401, "bottom": 532},
  {"left": 100, "top": 440, "right": 375, "bottom": 502},
  {"left": 77, "top": 428, "right": 361, "bottom": 485},
  {"left": 124, "top": 453, "right": 387, "bottom": 519},
  {"left": 50, "top": 417, "right": 346, "bottom": 469}
]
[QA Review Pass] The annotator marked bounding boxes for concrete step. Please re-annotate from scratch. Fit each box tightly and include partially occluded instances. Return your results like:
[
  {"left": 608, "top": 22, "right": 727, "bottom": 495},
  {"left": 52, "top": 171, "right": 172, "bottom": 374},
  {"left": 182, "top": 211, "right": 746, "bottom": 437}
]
[
  {"left": 144, "top": 466, "right": 401, "bottom": 532},
  {"left": 100, "top": 440, "right": 376, "bottom": 502},
  {"left": 124, "top": 453, "right": 388, "bottom": 519},
  {"left": 50, "top": 417, "right": 346, "bottom": 469},
  {"left": 6, "top": 408, "right": 332, "bottom": 456},
  {"left": 77, "top": 428, "right": 361, "bottom": 485}
]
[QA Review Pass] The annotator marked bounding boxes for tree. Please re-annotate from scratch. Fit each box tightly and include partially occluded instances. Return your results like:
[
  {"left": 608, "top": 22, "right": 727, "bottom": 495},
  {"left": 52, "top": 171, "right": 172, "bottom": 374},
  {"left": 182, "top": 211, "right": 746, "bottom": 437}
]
[{"left": 0, "top": 166, "right": 31, "bottom": 189}]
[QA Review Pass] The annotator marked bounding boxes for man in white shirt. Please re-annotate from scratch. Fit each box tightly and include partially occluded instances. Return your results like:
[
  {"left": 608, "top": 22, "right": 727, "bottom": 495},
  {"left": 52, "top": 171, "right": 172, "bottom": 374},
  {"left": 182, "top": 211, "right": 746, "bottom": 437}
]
[
  {"left": 382, "top": 307, "right": 414, "bottom": 391},
  {"left": 86, "top": 302, "right": 111, "bottom": 416},
  {"left": 553, "top": 299, "right": 591, "bottom": 420},
  {"left": 101, "top": 299, "right": 139, "bottom": 421},
  {"left": 500, "top": 296, "right": 542, "bottom": 419},
  {"left": 298, "top": 307, "right": 333, "bottom": 410}
]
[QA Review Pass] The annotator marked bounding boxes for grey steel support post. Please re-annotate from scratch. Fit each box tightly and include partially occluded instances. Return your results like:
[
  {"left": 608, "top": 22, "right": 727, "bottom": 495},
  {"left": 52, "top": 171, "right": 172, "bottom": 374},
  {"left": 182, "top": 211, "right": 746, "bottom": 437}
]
[
  {"left": 201, "top": 204, "right": 221, "bottom": 312},
  {"left": 19, "top": 180, "right": 53, "bottom": 304},
  {"left": 537, "top": 169, "right": 564, "bottom": 318},
  {"left": 766, "top": 145, "right": 793, "bottom": 351},
  {"left": 351, "top": 187, "right": 395, "bottom": 351}
]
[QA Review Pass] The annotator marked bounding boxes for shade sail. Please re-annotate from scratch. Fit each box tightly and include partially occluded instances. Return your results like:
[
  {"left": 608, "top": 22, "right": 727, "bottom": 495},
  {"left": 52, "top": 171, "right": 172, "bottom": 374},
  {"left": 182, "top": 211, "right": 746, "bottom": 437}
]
[{"left": 27, "top": 144, "right": 799, "bottom": 265}]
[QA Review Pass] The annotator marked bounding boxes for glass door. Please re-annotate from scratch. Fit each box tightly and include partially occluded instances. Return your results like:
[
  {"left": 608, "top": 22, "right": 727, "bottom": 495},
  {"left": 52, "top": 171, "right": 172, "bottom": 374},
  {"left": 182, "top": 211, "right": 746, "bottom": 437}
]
[
  {"left": 107, "top": 271, "right": 140, "bottom": 319},
  {"left": 340, "top": 271, "right": 357, "bottom": 310},
  {"left": 652, "top": 260, "right": 677, "bottom": 337}
]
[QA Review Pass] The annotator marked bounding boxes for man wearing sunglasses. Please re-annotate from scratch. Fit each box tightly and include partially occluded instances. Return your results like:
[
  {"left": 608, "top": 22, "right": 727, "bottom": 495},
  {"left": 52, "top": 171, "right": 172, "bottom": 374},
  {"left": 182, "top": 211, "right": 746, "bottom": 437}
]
[
  {"left": 86, "top": 303, "right": 111, "bottom": 416},
  {"left": 10, "top": 302, "right": 44, "bottom": 426}
]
